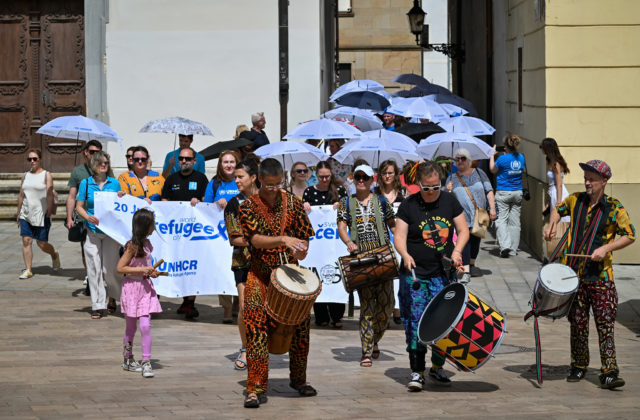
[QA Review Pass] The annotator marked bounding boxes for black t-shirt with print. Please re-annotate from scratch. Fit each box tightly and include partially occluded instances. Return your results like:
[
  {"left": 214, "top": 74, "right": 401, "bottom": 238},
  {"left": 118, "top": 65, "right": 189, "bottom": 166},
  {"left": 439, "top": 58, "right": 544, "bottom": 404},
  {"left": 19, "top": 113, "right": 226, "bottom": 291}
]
[
  {"left": 161, "top": 170, "right": 208, "bottom": 202},
  {"left": 302, "top": 185, "right": 347, "bottom": 206},
  {"left": 396, "top": 192, "right": 463, "bottom": 278}
]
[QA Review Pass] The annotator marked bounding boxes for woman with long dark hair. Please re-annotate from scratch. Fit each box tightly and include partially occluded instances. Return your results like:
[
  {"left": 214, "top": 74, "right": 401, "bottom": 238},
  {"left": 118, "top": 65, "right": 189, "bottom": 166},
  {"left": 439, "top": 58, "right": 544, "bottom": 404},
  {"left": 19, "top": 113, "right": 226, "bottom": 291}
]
[
  {"left": 540, "top": 137, "right": 570, "bottom": 259},
  {"left": 303, "top": 160, "right": 348, "bottom": 328}
]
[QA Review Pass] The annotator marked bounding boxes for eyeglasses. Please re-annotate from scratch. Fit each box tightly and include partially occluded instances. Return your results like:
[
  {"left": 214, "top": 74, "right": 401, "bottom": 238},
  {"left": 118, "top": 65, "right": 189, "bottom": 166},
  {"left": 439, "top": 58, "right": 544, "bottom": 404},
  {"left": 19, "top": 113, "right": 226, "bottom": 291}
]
[
  {"left": 27, "top": 157, "right": 39, "bottom": 162},
  {"left": 418, "top": 183, "right": 441, "bottom": 192},
  {"left": 354, "top": 174, "right": 371, "bottom": 182},
  {"left": 125, "top": 154, "right": 133, "bottom": 159},
  {"left": 87, "top": 149, "right": 99, "bottom": 155},
  {"left": 178, "top": 156, "right": 194, "bottom": 162},
  {"left": 295, "top": 169, "right": 309, "bottom": 174},
  {"left": 133, "top": 157, "right": 148, "bottom": 163},
  {"left": 317, "top": 175, "right": 331, "bottom": 180},
  {"left": 99, "top": 161, "right": 110, "bottom": 166},
  {"left": 262, "top": 183, "right": 282, "bottom": 190},
  {"left": 454, "top": 156, "right": 467, "bottom": 162}
]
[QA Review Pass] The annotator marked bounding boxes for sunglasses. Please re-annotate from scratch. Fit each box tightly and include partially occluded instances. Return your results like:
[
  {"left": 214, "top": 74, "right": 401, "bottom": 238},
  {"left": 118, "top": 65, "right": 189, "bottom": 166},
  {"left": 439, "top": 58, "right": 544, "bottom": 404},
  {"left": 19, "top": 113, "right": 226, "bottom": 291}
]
[
  {"left": 317, "top": 175, "right": 331, "bottom": 180},
  {"left": 27, "top": 157, "right": 39, "bottom": 162},
  {"left": 125, "top": 154, "right": 133, "bottom": 159},
  {"left": 454, "top": 156, "right": 467, "bottom": 162},
  {"left": 178, "top": 156, "right": 194, "bottom": 162},
  {"left": 419, "top": 183, "right": 441, "bottom": 192},
  {"left": 295, "top": 169, "right": 309, "bottom": 174},
  {"left": 87, "top": 149, "right": 99, "bottom": 154},
  {"left": 99, "top": 161, "right": 110, "bottom": 166},
  {"left": 133, "top": 157, "right": 148, "bottom": 163},
  {"left": 354, "top": 174, "right": 371, "bottom": 182}
]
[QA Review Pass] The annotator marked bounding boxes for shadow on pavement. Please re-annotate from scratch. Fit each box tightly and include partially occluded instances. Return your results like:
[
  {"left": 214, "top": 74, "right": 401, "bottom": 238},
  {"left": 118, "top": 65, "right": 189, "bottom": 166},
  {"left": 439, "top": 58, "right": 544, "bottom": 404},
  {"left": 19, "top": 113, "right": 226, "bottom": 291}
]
[
  {"left": 503, "top": 363, "right": 570, "bottom": 388},
  {"left": 330, "top": 346, "right": 399, "bottom": 363},
  {"left": 617, "top": 299, "right": 640, "bottom": 334},
  {"left": 31, "top": 265, "right": 86, "bottom": 281},
  {"left": 384, "top": 367, "right": 499, "bottom": 392}
]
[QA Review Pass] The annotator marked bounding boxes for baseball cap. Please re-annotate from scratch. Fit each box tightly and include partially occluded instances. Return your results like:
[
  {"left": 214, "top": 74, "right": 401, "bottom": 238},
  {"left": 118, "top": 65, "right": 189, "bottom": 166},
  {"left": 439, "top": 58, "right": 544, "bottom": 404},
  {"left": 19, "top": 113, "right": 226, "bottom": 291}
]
[
  {"left": 579, "top": 160, "right": 612, "bottom": 179},
  {"left": 353, "top": 164, "right": 374, "bottom": 177}
]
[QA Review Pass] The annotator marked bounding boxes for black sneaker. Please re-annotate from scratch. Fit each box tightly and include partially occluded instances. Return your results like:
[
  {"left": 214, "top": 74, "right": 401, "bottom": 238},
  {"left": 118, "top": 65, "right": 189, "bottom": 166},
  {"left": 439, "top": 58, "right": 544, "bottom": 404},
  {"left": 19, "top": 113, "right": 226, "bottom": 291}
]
[
  {"left": 599, "top": 372, "right": 625, "bottom": 389},
  {"left": 428, "top": 368, "right": 451, "bottom": 387},
  {"left": 500, "top": 249, "right": 511, "bottom": 258},
  {"left": 566, "top": 367, "right": 586, "bottom": 382},
  {"left": 469, "top": 265, "right": 483, "bottom": 277},
  {"left": 185, "top": 304, "right": 199, "bottom": 319},
  {"left": 407, "top": 372, "right": 425, "bottom": 392}
]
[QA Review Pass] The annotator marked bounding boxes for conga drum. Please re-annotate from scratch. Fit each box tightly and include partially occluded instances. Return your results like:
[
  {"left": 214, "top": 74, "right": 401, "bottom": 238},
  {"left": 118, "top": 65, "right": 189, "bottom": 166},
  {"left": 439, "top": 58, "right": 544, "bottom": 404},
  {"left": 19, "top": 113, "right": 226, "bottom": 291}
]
[
  {"left": 530, "top": 263, "right": 579, "bottom": 319},
  {"left": 418, "top": 283, "right": 507, "bottom": 372},
  {"left": 265, "top": 264, "right": 321, "bottom": 354},
  {"left": 337, "top": 244, "right": 399, "bottom": 293}
]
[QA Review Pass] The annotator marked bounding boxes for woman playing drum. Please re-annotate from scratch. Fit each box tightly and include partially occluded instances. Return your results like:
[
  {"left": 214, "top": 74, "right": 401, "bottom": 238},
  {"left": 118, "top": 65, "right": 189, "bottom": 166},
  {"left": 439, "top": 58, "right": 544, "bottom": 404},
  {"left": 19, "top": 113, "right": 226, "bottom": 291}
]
[
  {"left": 337, "top": 164, "right": 396, "bottom": 368},
  {"left": 394, "top": 160, "right": 468, "bottom": 391}
]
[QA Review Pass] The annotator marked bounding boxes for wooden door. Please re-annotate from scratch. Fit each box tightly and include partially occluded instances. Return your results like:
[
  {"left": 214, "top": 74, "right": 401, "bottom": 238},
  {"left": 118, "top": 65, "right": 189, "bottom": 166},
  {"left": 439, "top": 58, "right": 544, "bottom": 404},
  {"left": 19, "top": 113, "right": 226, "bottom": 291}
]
[{"left": 0, "top": 0, "right": 85, "bottom": 173}]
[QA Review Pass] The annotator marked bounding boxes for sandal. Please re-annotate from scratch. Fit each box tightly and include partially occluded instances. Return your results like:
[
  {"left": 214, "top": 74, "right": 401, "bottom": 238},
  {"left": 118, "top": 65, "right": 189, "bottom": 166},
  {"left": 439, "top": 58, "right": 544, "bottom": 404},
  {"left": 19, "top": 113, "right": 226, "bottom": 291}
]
[
  {"left": 331, "top": 320, "right": 343, "bottom": 329},
  {"left": 244, "top": 393, "right": 260, "bottom": 408},
  {"left": 372, "top": 344, "right": 380, "bottom": 359},
  {"left": 289, "top": 382, "right": 317, "bottom": 397},
  {"left": 107, "top": 299, "right": 116, "bottom": 314},
  {"left": 234, "top": 348, "right": 247, "bottom": 370},
  {"left": 91, "top": 310, "right": 102, "bottom": 319},
  {"left": 360, "top": 356, "right": 372, "bottom": 367}
]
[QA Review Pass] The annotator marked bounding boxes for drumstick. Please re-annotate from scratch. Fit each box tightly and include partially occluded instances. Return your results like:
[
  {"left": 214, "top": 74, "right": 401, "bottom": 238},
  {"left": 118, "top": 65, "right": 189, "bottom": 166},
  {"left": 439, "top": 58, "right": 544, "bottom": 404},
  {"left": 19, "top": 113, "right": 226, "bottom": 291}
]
[
  {"left": 565, "top": 253, "right": 591, "bottom": 258},
  {"left": 157, "top": 272, "right": 169, "bottom": 276},
  {"left": 152, "top": 259, "right": 164, "bottom": 269}
]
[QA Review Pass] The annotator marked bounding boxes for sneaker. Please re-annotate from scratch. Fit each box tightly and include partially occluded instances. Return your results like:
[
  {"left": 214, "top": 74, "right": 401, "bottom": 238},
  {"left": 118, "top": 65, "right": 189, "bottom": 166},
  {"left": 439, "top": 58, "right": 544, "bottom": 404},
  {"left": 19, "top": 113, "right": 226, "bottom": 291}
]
[
  {"left": 122, "top": 357, "right": 142, "bottom": 372},
  {"left": 500, "top": 249, "right": 511, "bottom": 258},
  {"left": 185, "top": 304, "right": 199, "bottom": 319},
  {"left": 176, "top": 301, "right": 188, "bottom": 314},
  {"left": 599, "top": 372, "right": 625, "bottom": 389},
  {"left": 428, "top": 368, "right": 452, "bottom": 386},
  {"left": 19, "top": 269, "right": 33, "bottom": 279},
  {"left": 52, "top": 252, "right": 61, "bottom": 270},
  {"left": 407, "top": 372, "right": 425, "bottom": 392},
  {"left": 141, "top": 361, "right": 154, "bottom": 378},
  {"left": 458, "top": 273, "right": 471, "bottom": 284},
  {"left": 566, "top": 367, "right": 586, "bottom": 382},
  {"left": 469, "top": 265, "right": 483, "bottom": 277}
]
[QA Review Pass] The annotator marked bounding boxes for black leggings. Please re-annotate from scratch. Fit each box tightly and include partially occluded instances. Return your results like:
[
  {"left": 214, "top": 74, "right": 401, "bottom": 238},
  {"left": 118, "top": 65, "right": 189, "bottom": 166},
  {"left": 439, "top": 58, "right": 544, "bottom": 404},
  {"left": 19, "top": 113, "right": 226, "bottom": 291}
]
[{"left": 462, "top": 234, "right": 481, "bottom": 265}]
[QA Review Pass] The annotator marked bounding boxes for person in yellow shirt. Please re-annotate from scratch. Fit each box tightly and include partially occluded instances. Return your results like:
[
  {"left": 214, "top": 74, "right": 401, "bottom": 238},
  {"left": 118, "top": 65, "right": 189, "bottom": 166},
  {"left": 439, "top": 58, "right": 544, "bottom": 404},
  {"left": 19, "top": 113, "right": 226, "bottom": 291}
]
[{"left": 118, "top": 146, "right": 164, "bottom": 202}]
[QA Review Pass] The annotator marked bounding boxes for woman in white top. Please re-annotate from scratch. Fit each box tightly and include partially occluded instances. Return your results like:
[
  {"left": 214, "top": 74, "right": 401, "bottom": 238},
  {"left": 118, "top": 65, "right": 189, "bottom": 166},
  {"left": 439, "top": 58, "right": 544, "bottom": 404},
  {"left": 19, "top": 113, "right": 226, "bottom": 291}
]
[
  {"left": 16, "top": 149, "right": 60, "bottom": 279},
  {"left": 540, "top": 137, "right": 570, "bottom": 259}
]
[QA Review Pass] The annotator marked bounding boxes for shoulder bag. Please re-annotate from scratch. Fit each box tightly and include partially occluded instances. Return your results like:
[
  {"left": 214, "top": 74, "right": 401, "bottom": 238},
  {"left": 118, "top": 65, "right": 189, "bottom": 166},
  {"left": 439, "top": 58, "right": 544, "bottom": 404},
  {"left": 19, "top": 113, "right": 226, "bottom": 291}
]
[{"left": 456, "top": 171, "right": 490, "bottom": 238}]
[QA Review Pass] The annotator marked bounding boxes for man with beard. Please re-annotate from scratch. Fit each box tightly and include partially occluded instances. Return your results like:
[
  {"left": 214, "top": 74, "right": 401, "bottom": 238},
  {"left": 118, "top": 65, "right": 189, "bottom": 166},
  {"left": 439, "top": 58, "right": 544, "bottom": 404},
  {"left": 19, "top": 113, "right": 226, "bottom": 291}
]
[{"left": 161, "top": 147, "right": 208, "bottom": 319}]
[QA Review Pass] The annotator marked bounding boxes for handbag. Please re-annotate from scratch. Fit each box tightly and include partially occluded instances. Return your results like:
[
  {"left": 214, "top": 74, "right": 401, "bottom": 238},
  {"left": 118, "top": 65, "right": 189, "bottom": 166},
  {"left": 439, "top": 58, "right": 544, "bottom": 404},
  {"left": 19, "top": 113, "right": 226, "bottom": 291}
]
[
  {"left": 456, "top": 172, "right": 490, "bottom": 238},
  {"left": 67, "top": 212, "right": 86, "bottom": 242}
]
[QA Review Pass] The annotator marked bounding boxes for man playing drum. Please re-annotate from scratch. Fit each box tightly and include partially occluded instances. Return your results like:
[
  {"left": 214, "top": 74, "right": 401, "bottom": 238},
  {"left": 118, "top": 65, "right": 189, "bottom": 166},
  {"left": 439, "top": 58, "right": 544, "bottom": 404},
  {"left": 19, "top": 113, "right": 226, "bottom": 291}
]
[
  {"left": 238, "top": 158, "right": 317, "bottom": 408},
  {"left": 394, "top": 160, "right": 468, "bottom": 391},
  {"left": 545, "top": 160, "right": 635, "bottom": 389}
]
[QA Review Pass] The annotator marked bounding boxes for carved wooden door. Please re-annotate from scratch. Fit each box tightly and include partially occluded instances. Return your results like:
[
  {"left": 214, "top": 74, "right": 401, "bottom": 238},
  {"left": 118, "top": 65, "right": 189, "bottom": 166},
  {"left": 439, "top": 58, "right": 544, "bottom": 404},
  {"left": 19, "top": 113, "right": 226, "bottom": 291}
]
[{"left": 0, "top": 0, "right": 85, "bottom": 173}]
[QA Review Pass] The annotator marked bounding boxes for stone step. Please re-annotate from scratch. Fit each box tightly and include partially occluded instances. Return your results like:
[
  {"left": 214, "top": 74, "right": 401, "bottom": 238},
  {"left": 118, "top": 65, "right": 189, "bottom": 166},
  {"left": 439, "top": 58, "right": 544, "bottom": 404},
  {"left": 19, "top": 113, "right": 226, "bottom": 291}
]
[{"left": 0, "top": 173, "right": 72, "bottom": 220}]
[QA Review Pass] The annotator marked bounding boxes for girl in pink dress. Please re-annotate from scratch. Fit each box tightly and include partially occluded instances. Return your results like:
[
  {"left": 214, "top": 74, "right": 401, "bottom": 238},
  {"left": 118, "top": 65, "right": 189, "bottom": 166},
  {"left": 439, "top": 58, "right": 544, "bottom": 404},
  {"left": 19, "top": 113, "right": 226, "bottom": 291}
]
[{"left": 116, "top": 208, "right": 162, "bottom": 378}]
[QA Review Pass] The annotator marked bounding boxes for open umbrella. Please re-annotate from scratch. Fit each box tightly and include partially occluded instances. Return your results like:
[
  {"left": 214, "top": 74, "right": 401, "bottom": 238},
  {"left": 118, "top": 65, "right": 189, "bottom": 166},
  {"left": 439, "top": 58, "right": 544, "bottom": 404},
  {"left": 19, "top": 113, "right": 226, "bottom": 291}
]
[
  {"left": 392, "top": 73, "right": 433, "bottom": 86},
  {"left": 385, "top": 97, "right": 451, "bottom": 123},
  {"left": 395, "top": 122, "right": 445, "bottom": 142},
  {"left": 332, "top": 129, "right": 419, "bottom": 168},
  {"left": 333, "top": 91, "right": 391, "bottom": 112},
  {"left": 37, "top": 115, "right": 122, "bottom": 147},
  {"left": 283, "top": 119, "right": 362, "bottom": 140},
  {"left": 329, "top": 79, "right": 386, "bottom": 102},
  {"left": 139, "top": 116, "right": 213, "bottom": 150},
  {"left": 416, "top": 132, "right": 494, "bottom": 160},
  {"left": 254, "top": 141, "right": 329, "bottom": 170},
  {"left": 437, "top": 116, "right": 495, "bottom": 136},
  {"left": 321, "top": 107, "right": 383, "bottom": 132},
  {"left": 199, "top": 137, "right": 253, "bottom": 161},
  {"left": 425, "top": 93, "right": 478, "bottom": 117}
]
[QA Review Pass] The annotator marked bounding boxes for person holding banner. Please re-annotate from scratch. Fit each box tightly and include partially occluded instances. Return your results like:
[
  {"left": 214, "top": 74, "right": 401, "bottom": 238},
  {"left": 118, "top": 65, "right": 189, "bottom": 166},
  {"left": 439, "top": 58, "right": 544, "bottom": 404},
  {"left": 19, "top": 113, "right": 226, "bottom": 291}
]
[
  {"left": 118, "top": 146, "right": 164, "bottom": 203},
  {"left": 337, "top": 164, "right": 396, "bottom": 368},
  {"left": 303, "top": 160, "right": 348, "bottom": 328},
  {"left": 223, "top": 158, "right": 260, "bottom": 370},
  {"left": 393, "top": 160, "right": 468, "bottom": 391},
  {"left": 161, "top": 147, "right": 209, "bottom": 319},
  {"left": 239, "top": 158, "right": 316, "bottom": 408},
  {"left": 76, "top": 151, "right": 124, "bottom": 319}
]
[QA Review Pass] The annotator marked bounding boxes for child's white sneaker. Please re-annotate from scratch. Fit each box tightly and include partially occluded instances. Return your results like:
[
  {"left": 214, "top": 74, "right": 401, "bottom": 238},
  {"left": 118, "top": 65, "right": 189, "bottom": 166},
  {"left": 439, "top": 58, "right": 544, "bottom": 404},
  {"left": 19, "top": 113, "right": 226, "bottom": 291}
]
[{"left": 122, "top": 357, "right": 142, "bottom": 372}]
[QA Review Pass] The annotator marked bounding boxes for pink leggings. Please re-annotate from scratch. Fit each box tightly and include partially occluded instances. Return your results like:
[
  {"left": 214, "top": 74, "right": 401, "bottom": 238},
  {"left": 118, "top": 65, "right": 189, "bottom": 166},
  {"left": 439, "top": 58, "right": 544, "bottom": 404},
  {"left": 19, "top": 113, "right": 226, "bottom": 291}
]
[{"left": 124, "top": 316, "right": 151, "bottom": 361}]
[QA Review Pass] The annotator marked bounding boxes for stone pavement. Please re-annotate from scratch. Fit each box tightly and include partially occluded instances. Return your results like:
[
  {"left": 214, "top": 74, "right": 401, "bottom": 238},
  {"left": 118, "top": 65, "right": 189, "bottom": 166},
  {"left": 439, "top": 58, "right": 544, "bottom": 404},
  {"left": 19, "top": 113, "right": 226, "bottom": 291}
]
[{"left": 0, "top": 221, "right": 639, "bottom": 419}]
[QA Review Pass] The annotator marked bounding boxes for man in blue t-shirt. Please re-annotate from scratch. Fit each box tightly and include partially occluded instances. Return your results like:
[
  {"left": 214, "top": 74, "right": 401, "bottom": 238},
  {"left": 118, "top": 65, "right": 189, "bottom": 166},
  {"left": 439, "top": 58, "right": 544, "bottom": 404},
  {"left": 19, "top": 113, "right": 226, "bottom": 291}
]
[{"left": 162, "top": 134, "right": 205, "bottom": 178}]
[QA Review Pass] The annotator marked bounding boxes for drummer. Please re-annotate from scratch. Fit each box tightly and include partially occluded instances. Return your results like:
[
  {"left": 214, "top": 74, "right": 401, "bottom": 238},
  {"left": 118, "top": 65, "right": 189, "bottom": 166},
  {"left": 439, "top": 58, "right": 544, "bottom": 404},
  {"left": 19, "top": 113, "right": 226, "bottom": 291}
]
[
  {"left": 393, "top": 160, "right": 468, "bottom": 391},
  {"left": 238, "top": 158, "right": 317, "bottom": 408},
  {"left": 545, "top": 160, "right": 635, "bottom": 389},
  {"left": 337, "top": 163, "right": 396, "bottom": 368}
]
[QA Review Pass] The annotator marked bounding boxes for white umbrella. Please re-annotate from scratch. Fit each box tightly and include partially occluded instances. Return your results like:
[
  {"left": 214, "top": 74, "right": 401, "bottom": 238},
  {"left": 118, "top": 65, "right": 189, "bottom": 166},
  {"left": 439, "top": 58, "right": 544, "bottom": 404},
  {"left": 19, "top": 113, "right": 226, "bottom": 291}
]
[
  {"left": 36, "top": 115, "right": 122, "bottom": 149},
  {"left": 439, "top": 103, "right": 468, "bottom": 117},
  {"left": 283, "top": 119, "right": 362, "bottom": 140},
  {"left": 321, "top": 107, "right": 383, "bottom": 132},
  {"left": 332, "top": 129, "right": 419, "bottom": 168},
  {"left": 386, "top": 97, "right": 451, "bottom": 123},
  {"left": 139, "top": 116, "right": 213, "bottom": 150},
  {"left": 329, "top": 79, "right": 386, "bottom": 102},
  {"left": 254, "top": 141, "right": 329, "bottom": 170},
  {"left": 437, "top": 116, "right": 495, "bottom": 136},
  {"left": 416, "top": 132, "right": 494, "bottom": 160}
]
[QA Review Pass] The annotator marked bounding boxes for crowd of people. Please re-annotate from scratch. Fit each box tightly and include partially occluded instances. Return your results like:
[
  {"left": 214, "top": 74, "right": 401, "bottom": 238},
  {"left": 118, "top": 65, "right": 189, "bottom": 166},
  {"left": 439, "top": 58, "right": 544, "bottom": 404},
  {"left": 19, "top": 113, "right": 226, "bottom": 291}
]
[{"left": 15, "top": 109, "right": 636, "bottom": 405}]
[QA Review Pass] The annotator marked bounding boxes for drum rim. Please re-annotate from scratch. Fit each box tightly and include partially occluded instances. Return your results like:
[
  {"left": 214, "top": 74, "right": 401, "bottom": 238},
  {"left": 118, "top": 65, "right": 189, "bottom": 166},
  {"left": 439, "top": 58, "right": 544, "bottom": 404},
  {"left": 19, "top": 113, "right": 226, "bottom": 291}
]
[
  {"left": 418, "top": 283, "right": 468, "bottom": 345},
  {"left": 271, "top": 264, "right": 321, "bottom": 297},
  {"left": 537, "top": 263, "right": 579, "bottom": 295}
]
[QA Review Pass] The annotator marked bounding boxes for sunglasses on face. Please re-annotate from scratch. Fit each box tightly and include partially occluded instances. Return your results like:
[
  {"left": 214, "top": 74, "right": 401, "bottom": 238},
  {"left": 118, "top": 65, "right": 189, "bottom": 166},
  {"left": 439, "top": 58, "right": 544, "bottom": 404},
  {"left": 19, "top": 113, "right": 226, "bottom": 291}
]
[
  {"left": 99, "top": 161, "right": 110, "bottom": 166},
  {"left": 126, "top": 154, "right": 133, "bottom": 159},
  {"left": 419, "top": 183, "right": 441, "bottom": 191},
  {"left": 87, "top": 149, "right": 99, "bottom": 155},
  {"left": 178, "top": 156, "right": 194, "bottom": 162},
  {"left": 133, "top": 157, "right": 148, "bottom": 163},
  {"left": 295, "top": 169, "right": 309, "bottom": 174},
  {"left": 354, "top": 174, "right": 371, "bottom": 182},
  {"left": 317, "top": 175, "right": 331, "bottom": 180},
  {"left": 454, "top": 156, "right": 467, "bottom": 162},
  {"left": 27, "top": 157, "right": 39, "bottom": 162}
]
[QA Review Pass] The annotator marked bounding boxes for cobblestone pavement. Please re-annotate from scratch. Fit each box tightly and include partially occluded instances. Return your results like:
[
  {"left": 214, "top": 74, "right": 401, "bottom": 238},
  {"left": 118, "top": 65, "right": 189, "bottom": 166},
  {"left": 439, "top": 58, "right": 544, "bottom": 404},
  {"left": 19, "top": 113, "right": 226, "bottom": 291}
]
[{"left": 1, "top": 221, "right": 639, "bottom": 419}]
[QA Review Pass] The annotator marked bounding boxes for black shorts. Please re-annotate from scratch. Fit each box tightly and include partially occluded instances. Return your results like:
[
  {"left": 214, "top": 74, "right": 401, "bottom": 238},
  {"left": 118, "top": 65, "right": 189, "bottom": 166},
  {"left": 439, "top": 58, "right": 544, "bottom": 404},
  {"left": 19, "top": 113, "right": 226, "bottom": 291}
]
[{"left": 233, "top": 268, "right": 249, "bottom": 286}]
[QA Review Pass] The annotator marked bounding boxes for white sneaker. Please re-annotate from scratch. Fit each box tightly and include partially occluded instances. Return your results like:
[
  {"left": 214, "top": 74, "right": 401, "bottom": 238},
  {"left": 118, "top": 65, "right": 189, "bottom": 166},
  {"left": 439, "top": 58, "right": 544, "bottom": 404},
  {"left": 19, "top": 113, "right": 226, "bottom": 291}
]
[
  {"left": 459, "top": 273, "right": 471, "bottom": 284},
  {"left": 122, "top": 357, "right": 142, "bottom": 372},
  {"left": 141, "top": 361, "right": 154, "bottom": 378},
  {"left": 407, "top": 372, "right": 425, "bottom": 392},
  {"left": 19, "top": 269, "right": 33, "bottom": 279}
]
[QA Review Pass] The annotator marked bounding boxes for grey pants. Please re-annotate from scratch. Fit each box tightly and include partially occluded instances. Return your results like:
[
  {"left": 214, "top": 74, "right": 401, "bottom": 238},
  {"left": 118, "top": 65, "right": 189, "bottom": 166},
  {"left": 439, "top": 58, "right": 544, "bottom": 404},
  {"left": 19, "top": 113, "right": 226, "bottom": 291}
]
[{"left": 495, "top": 190, "right": 523, "bottom": 253}]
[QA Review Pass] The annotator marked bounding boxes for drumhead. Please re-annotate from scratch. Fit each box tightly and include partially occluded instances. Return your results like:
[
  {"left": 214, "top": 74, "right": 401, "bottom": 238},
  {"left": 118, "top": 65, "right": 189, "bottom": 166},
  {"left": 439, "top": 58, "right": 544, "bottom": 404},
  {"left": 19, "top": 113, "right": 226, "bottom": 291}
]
[
  {"left": 538, "top": 263, "right": 579, "bottom": 294},
  {"left": 418, "top": 283, "right": 467, "bottom": 344},
  {"left": 273, "top": 264, "right": 321, "bottom": 295}
]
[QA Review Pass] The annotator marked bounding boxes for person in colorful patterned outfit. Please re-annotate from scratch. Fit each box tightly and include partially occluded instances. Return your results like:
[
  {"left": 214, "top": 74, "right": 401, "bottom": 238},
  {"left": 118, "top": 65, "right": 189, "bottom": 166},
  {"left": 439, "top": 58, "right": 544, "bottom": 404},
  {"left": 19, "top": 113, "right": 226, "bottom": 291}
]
[
  {"left": 394, "top": 160, "right": 468, "bottom": 391},
  {"left": 238, "top": 158, "right": 317, "bottom": 408},
  {"left": 545, "top": 159, "right": 635, "bottom": 389},
  {"left": 337, "top": 164, "right": 396, "bottom": 368}
]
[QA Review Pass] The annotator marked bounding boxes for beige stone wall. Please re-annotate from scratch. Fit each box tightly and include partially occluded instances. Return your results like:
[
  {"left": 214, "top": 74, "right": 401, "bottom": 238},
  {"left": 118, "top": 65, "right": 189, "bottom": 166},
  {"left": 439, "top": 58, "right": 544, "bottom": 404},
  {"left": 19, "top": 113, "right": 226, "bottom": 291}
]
[
  {"left": 503, "top": 0, "right": 639, "bottom": 263},
  {"left": 338, "top": 0, "right": 421, "bottom": 91}
]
